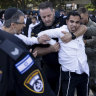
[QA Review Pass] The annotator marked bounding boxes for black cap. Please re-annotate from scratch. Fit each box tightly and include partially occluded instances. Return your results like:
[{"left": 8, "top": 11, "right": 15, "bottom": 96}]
[{"left": 4, "top": 7, "right": 18, "bottom": 20}]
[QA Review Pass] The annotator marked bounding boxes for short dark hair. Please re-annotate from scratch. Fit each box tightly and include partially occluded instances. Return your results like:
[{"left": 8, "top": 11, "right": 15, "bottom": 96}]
[
  {"left": 31, "top": 15, "right": 37, "bottom": 20},
  {"left": 38, "top": 1, "right": 53, "bottom": 10},
  {"left": 77, "top": 7, "right": 88, "bottom": 14},
  {"left": 66, "top": 11, "right": 81, "bottom": 20}
]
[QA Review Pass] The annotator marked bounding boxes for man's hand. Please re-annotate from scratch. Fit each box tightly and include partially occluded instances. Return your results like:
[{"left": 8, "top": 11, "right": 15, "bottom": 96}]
[
  {"left": 61, "top": 25, "right": 87, "bottom": 43},
  {"left": 38, "top": 34, "right": 50, "bottom": 44},
  {"left": 32, "top": 50, "right": 37, "bottom": 58},
  {"left": 29, "top": 49, "right": 37, "bottom": 58},
  {"left": 49, "top": 42, "right": 60, "bottom": 52},
  {"left": 61, "top": 31, "right": 72, "bottom": 43}
]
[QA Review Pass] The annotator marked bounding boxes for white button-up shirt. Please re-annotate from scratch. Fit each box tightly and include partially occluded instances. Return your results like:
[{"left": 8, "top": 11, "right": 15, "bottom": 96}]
[{"left": 38, "top": 25, "right": 89, "bottom": 76}]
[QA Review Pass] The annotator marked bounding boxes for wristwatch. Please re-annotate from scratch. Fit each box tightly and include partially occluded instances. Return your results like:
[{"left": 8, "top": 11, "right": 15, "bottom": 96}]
[{"left": 70, "top": 32, "right": 76, "bottom": 40}]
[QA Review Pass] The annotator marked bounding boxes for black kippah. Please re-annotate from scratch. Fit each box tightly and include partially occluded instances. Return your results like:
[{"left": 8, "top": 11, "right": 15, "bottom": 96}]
[{"left": 4, "top": 7, "right": 18, "bottom": 20}]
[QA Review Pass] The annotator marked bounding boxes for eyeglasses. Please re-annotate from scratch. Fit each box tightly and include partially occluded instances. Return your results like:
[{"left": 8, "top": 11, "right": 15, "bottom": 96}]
[{"left": 14, "top": 22, "right": 25, "bottom": 25}]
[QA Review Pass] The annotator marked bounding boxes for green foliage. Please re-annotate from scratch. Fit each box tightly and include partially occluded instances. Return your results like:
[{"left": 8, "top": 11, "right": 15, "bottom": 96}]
[
  {"left": 85, "top": 2, "right": 96, "bottom": 12},
  {"left": 85, "top": 3, "right": 95, "bottom": 11},
  {"left": 0, "top": 0, "right": 65, "bottom": 10}
]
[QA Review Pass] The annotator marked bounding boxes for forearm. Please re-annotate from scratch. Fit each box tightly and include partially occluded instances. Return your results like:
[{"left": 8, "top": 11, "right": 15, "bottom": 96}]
[
  {"left": 33, "top": 46, "right": 55, "bottom": 56},
  {"left": 33, "top": 42, "right": 59, "bottom": 56},
  {"left": 73, "top": 25, "right": 87, "bottom": 37}
]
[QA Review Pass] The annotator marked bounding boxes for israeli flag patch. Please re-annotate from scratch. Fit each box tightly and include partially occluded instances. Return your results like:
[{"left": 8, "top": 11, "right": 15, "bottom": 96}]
[{"left": 15, "top": 54, "right": 34, "bottom": 74}]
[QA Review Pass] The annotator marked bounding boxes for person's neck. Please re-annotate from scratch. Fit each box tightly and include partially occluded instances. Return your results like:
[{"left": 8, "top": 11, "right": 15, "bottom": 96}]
[{"left": 2, "top": 26, "right": 14, "bottom": 34}]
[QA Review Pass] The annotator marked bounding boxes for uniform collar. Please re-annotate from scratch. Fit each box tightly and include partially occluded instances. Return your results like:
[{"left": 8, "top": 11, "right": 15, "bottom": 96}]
[{"left": 40, "top": 16, "right": 61, "bottom": 29}]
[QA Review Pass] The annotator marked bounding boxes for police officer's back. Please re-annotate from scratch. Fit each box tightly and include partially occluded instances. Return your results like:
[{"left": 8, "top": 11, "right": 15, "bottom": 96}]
[
  {"left": 0, "top": 7, "right": 56, "bottom": 96},
  {"left": 0, "top": 29, "right": 56, "bottom": 96}
]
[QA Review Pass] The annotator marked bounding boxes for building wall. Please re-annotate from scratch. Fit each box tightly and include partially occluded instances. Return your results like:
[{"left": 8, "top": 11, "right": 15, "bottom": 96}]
[{"left": 65, "top": 0, "right": 91, "bottom": 10}]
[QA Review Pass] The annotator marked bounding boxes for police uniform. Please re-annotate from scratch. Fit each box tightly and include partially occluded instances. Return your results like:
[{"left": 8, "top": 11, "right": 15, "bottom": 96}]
[
  {"left": 0, "top": 29, "right": 56, "bottom": 96},
  {"left": 31, "top": 16, "right": 66, "bottom": 94}
]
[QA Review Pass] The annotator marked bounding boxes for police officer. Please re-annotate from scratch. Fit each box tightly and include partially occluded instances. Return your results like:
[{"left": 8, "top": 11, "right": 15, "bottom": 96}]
[
  {"left": 31, "top": 1, "right": 87, "bottom": 95},
  {"left": 0, "top": 7, "right": 56, "bottom": 96},
  {"left": 31, "top": 1, "right": 67, "bottom": 95}
]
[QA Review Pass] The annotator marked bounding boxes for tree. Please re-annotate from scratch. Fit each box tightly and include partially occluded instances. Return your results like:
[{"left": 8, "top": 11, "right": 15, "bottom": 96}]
[
  {"left": 91, "top": 0, "right": 96, "bottom": 8},
  {"left": 0, "top": 0, "right": 66, "bottom": 10}
]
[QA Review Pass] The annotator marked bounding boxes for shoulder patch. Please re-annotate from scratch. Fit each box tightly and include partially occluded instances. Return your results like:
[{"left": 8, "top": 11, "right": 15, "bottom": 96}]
[
  {"left": 15, "top": 54, "right": 34, "bottom": 74},
  {"left": 0, "top": 39, "right": 24, "bottom": 60},
  {"left": 0, "top": 70, "right": 3, "bottom": 82},
  {"left": 24, "top": 69, "right": 44, "bottom": 93}
]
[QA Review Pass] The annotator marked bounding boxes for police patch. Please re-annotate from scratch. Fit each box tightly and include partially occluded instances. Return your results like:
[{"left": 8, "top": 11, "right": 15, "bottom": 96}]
[
  {"left": 15, "top": 54, "right": 34, "bottom": 74},
  {"left": 24, "top": 69, "right": 44, "bottom": 93},
  {"left": 0, "top": 70, "right": 3, "bottom": 82}
]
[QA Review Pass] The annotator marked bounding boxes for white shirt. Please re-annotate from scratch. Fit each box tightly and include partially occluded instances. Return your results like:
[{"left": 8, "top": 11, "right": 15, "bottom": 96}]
[
  {"left": 15, "top": 34, "right": 39, "bottom": 45},
  {"left": 28, "top": 22, "right": 39, "bottom": 37},
  {"left": 38, "top": 25, "right": 89, "bottom": 76}
]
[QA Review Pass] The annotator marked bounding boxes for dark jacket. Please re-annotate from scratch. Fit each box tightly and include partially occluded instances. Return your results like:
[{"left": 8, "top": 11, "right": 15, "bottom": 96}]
[
  {"left": 84, "top": 19, "right": 96, "bottom": 92},
  {"left": 31, "top": 16, "right": 66, "bottom": 92},
  {"left": 0, "top": 29, "right": 56, "bottom": 96}
]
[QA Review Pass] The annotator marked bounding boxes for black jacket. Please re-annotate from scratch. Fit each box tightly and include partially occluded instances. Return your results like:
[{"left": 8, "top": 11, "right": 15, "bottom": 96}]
[
  {"left": 0, "top": 30, "right": 56, "bottom": 96},
  {"left": 31, "top": 16, "right": 66, "bottom": 93}
]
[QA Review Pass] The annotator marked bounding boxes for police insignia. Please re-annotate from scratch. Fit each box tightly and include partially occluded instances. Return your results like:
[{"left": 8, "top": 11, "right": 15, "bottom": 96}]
[
  {"left": 0, "top": 70, "right": 3, "bottom": 82},
  {"left": 24, "top": 69, "right": 44, "bottom": 93}
]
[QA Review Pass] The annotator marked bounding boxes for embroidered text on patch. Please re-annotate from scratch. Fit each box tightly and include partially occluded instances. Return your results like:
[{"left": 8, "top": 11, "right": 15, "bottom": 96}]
[
  {"left": 15, "top": 55, "right": 34, "bottom": 74},
  {"left": 24, "top": 69, "right": 44, "bottom": 93}
]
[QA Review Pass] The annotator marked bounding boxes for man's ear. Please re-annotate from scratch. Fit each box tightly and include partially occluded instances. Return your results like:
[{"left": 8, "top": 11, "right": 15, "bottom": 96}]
[
  {"left": 11, "top": 23, "right": 16, "bottom": 28},
  {"left": 53, "top": 9, "right": 55, "bottom": 15},
  {"left": 53, "top": 9, "right": 55, "bottom": 12}
]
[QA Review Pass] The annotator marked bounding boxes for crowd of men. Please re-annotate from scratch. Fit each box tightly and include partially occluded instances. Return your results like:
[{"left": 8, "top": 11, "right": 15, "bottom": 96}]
[{"left": 0, "top": 1, "right": 96, "bottom": 96}]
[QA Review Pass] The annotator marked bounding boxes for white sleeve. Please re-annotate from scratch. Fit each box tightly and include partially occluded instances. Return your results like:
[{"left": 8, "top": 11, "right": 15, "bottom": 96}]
[
  {"left": 15, "top": 34, "right": 39, "bottom": 45},
  {"left": 38, "top": 25, "right": 68, "bottom": 38},
  {"left": 38, "top": 27, "right": 63, "bottom": 38},
  {"left": 38, "top": 25, "right": 68, "bottom": 45}
]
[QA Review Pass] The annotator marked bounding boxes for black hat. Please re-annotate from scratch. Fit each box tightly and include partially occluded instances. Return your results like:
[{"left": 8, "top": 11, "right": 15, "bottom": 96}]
[{"left": 4, "top": 7, "right": 18, "bottom": 20}]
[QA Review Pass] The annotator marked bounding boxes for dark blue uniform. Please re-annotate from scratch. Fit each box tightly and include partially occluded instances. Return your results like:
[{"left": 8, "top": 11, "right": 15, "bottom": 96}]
[
  {"left": 31, "top": 16, "right": 66, "bottom": 94},
  {"left": 0, "top": 29, "right": 56, "bottom": 96}
]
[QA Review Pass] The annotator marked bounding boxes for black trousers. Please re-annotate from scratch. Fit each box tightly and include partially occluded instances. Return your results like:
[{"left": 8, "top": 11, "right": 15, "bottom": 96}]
[{"left": 61, "top": 71, "right": 89, "bottom": 96}]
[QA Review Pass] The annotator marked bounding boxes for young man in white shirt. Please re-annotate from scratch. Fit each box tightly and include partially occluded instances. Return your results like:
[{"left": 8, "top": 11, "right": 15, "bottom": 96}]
[
  {"left": 28, "top": 16, "right": 39, "bottom": 37},
  {"left": 38, "top": 11, "right": 89, "bottom": 96}
]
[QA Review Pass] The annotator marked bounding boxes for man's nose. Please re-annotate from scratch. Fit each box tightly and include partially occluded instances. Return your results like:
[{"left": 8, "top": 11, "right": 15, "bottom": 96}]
[
  {"left": 73, "top": 23, "right": 76, "bottom": 26},
  {"left": 45, "top": 17, "right": 49, "bottom": 21}
]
